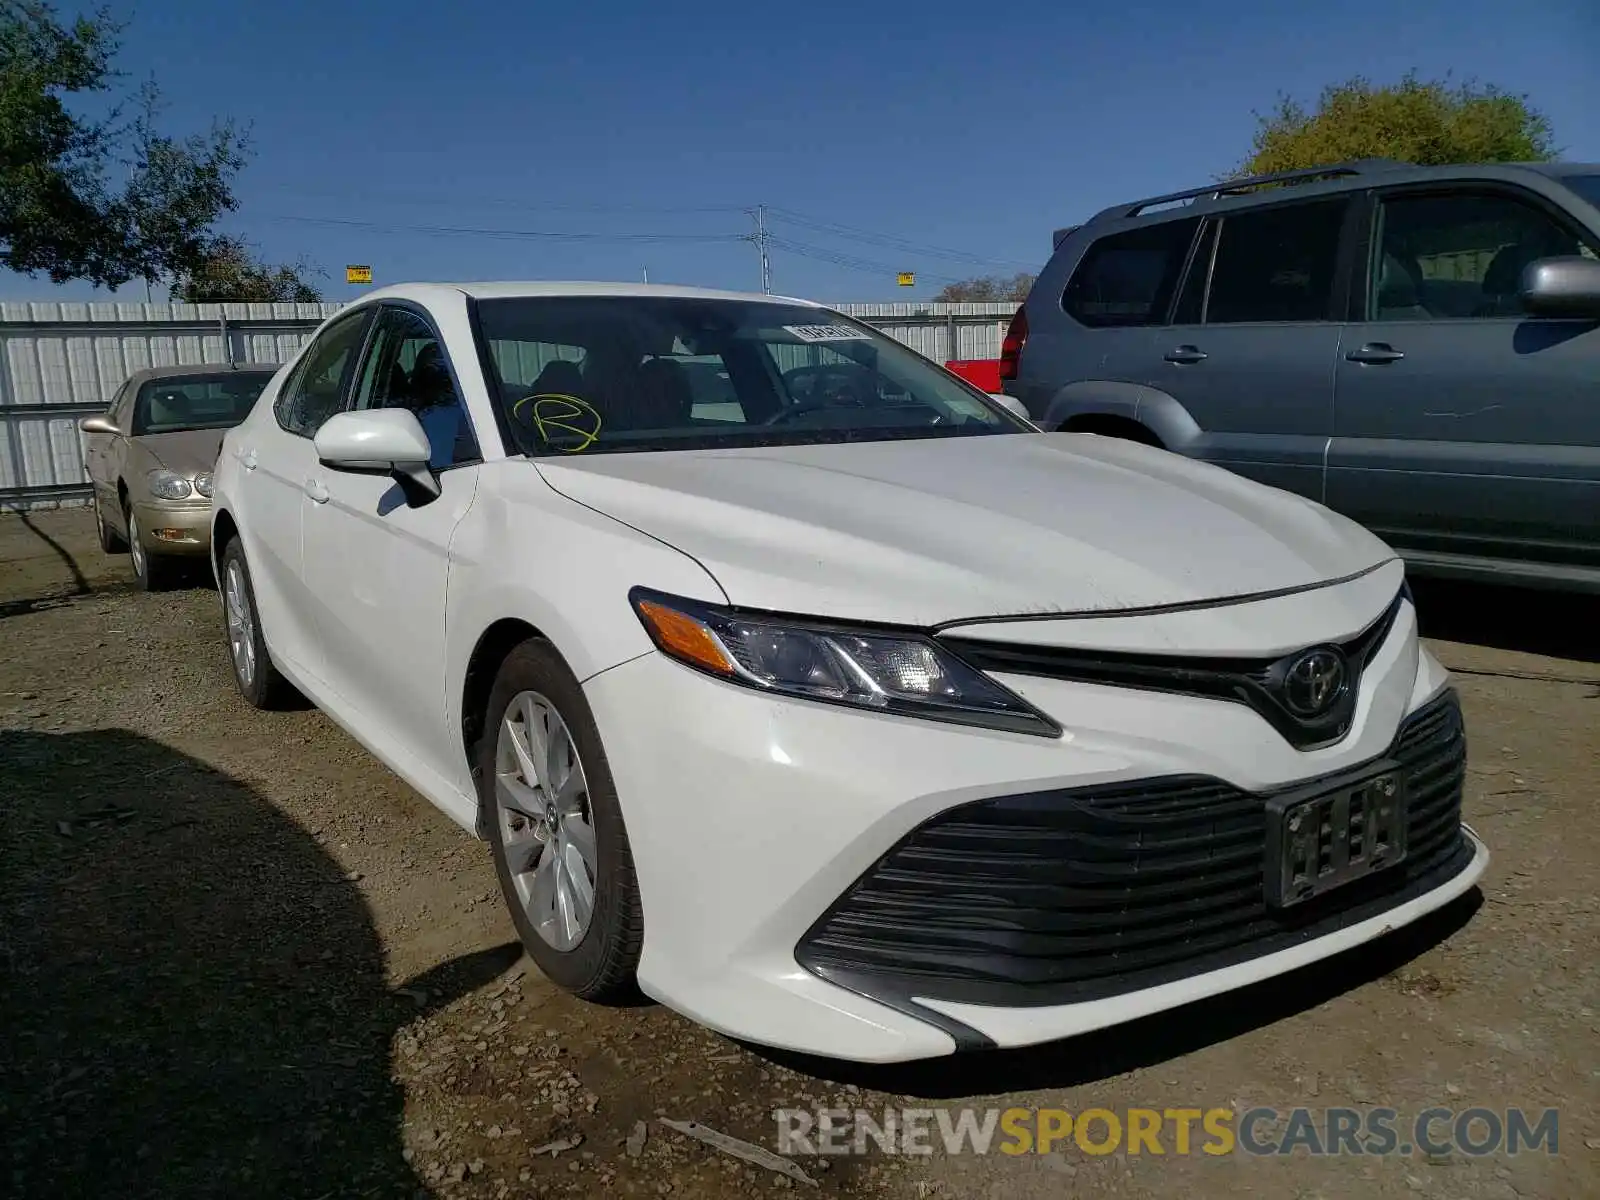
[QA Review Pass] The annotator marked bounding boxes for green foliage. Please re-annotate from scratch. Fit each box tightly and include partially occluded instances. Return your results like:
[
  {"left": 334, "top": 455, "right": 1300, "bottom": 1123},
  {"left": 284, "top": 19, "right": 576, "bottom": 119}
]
[
  {"left": 1241, "top": 73, "right": 1557, "bottom": 176},
  {"left": 1, "top": 1, "right": 249, "bottom": 287},
  {"left": 934, "top": 272, "right": 1035, "bottom": 302},
  {"left": 173, "top": 235, "right": 322, "bottom": 302}
]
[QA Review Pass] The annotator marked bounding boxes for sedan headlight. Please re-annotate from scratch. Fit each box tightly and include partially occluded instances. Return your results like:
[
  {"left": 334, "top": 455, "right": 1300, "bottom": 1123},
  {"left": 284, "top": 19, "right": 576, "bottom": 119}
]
[
  {"left": 146, "top": 469, "right": 193, "bottom": 501},
  {"left": 629, "top": 587, "right": 1060, "bottom": 737},
  {"left": 193, "top": 471, "right": 214, "bottom": 498}
]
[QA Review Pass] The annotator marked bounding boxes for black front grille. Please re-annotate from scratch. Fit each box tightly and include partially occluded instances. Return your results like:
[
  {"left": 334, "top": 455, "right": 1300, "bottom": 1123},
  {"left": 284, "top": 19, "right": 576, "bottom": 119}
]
[
  {"left": 939, "top": 590, "right": 1404, "bottom": 751},
  {"left": 796, "top": 690, "right": 1472, "bottom": 1008}
]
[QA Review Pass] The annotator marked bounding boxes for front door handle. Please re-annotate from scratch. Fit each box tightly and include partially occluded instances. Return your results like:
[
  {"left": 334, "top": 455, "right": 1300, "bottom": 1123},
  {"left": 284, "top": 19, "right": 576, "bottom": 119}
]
[
  {"left": 1346, "top": 343, "right": 1405, "bottom": 365},
  {"left": 303, "top": 477, "right": 329, "bottom": 504},
  {"left": 1163, "top": 345, "right": 1207, "bottom": 365}
]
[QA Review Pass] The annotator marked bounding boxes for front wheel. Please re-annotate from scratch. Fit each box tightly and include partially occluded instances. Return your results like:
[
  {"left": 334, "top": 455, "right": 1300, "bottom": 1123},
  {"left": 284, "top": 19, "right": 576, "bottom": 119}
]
[
  {"left": 219, "top": 538, "right": 296, "bottom": 710},
  {"left": 126, "top": 508, "right": 174, "bottom": 591},
  {"left": 94, "top": 494, "right": 125, "bottom": 553},
  {"left": 480, "top": 638, "right": 642, "bottom": 1000}
]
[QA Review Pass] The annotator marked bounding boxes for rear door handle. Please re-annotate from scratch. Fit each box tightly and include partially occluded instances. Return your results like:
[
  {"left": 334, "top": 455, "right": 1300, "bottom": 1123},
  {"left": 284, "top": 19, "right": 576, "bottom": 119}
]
[
  {"left": 1346, "top": 343, "right": 1405, "bottom": 365},
  {"left": 1163, "top": 345, "right": 1207, "bottom": 364},
  {"left": 303, "top": 477, "right": 329, "bottom": 504}
]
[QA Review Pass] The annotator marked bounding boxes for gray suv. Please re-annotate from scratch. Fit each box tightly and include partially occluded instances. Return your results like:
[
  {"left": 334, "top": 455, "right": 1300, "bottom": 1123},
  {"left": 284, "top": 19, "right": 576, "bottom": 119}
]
[{"left": 1003, "top": 158, "right": 1600, "bottom": 592}]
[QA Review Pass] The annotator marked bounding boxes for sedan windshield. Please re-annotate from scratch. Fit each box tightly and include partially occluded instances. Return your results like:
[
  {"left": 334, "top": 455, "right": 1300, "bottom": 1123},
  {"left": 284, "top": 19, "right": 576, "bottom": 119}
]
[
  {"left": 474, "top": 296, "right": 1028, "bottom": 456},
  {"left": 131, "top": 372, "right": 274, "bottom": 436}
]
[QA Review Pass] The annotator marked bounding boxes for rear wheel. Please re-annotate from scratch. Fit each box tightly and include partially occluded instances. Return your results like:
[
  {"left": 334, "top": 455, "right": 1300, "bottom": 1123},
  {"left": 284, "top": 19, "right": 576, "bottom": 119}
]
[
  {"left": 480, "top": 638, "right": 642, "bottom": 1000},
  {"left": 220, "top": 537, "right": 296, "bottom": 710}
]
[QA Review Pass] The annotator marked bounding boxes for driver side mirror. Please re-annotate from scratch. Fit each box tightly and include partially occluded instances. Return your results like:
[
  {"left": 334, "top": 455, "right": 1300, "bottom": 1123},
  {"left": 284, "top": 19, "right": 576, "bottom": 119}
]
[
  {"left": 1520, "top": 256, "right": 1600, "bottom": 319},
  {"left": 313, "top": 410, "right": 441, "bottom": 505},
  {"left": 79, "top": 413, "right": 119, "bottom": 435},
  {"left": 987, "top": 393, "right": 1032, "bottom": 422}
]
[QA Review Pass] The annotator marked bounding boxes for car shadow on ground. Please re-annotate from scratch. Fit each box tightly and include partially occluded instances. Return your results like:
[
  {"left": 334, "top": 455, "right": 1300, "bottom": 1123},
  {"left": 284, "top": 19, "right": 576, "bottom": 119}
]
[
  {"left": 0, "top": 728, "right": 520, "bottom": 1199},
  {"left": 748, "top": 892, "right": 1480, "bottom": 1099},
  {"left": 1411, "top": 577, "right": 1599, "bottom": 665}
]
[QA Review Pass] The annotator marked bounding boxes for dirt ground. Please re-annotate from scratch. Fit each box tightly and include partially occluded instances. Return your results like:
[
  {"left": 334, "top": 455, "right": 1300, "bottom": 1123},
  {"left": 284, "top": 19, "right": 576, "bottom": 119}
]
[{"left": 1, "top": 506, "right": 1596, "bottom": 1200}]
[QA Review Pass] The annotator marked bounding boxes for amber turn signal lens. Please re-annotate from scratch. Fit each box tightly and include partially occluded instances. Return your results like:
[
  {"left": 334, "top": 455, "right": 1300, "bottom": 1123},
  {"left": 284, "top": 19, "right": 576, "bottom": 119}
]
[{"left": 635, "top": 600, "right": 735, "bottom": 675}]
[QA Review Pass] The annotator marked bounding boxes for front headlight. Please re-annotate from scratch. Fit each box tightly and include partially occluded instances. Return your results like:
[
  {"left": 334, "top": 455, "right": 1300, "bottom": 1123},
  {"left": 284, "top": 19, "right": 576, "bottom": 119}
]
[
  {"left": 193, "top": 471, "right": 214, "bottom": 498},
  {"left": 629, "top": 587, "right": 1060, "bottom": 737},
  {"left": 146, "top": 469, "right": 193, "bottom": 501}
]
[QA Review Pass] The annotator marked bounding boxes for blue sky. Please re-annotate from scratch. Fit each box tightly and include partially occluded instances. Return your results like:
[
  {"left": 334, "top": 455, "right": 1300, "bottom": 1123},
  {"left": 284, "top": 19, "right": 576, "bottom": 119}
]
[{"left": 15, "top": 0, "right": 1600, "bottom": 303}]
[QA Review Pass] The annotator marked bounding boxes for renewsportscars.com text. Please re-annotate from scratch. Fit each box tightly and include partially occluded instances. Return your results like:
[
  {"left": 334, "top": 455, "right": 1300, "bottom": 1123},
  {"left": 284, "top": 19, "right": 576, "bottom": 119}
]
[{"left": 775, "top": 1106, "right": 1560, "bottom": 1158}]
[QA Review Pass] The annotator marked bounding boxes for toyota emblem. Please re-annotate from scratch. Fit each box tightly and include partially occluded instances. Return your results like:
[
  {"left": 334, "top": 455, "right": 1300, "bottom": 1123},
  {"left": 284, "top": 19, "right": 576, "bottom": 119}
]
[{"left": 1283, "top": 648, "right": 1348, "bottom": 716}]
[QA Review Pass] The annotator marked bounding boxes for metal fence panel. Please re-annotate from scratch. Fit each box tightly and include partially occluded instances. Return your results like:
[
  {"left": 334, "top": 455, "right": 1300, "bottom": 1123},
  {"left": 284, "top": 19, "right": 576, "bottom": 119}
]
[{"left": 0, "top": 299, "right": 1019, "bottom": 508}]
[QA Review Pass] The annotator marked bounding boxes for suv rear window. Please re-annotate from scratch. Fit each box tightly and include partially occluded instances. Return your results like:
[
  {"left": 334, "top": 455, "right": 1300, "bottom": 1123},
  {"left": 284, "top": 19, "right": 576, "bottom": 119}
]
[{"left": 1061, "top": 218, "right": 1199, "bottom": 327}]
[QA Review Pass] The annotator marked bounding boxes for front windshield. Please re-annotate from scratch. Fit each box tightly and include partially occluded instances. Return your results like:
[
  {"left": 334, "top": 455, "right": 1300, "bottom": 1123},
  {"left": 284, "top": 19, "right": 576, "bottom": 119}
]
[
  {"left": 474, "top": 296, "right": 1029, "bottom": 456},
  {"left": 1560, "top": 173, "right": 1600, "bottom": 212},
  {"left": 130, "top": 372, "right": 273, "bottom": 436}
]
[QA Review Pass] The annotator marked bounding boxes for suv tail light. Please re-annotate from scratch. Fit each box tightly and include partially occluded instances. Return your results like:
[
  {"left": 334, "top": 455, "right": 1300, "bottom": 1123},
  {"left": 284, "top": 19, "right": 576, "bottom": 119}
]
[{"left": 999, "top": 306, "right": 1028, "bottom": 382}]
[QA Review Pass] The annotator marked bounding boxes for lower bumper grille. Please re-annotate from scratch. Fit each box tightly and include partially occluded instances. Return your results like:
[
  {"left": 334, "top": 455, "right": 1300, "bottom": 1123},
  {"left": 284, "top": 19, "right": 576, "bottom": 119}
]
[{"left": 796, "top": 690, "right": 1472, "bottom": 1008}]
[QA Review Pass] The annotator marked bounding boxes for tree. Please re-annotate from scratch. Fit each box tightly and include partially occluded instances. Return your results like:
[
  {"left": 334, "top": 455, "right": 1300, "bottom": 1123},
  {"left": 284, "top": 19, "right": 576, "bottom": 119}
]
[
  {"left": 1239, "top": 73, "right": 1557, "bottom": 177},
  {"left": 934, "top": 272, "right": 1035, "bottom": 302},
  {"left": 0, "top": 2, "right": 248, "bottom": 288},
  {"left": 173, "top": 235, "right": 322, "bottom": 302}
]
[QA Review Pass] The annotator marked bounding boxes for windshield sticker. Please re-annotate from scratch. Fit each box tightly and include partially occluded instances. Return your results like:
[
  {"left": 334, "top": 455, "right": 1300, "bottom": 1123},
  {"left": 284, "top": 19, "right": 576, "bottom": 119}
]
[
  {"left": 783, "top": 324, "right": 873, "bottom": 343},
  {"left": 514, "top": 393, "right": 602, "bottom": 452}
]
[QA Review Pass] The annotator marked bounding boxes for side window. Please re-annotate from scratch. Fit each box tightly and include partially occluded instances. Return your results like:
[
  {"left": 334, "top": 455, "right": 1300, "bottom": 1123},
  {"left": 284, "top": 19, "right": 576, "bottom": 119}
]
[
  {"left": 274, "top": 313, "right": 370, "bottom": 439},
  {"left": 1061, "top": 217, "right": 1199, "bottom": 328},
  {"left": 1371, "top": 190, "right": 1600, "bottom": 321},
  {"left": 351, "top": 307, "right": 480, "bottom": 469},
  {"left": 1204, "top": 199, "right": 1347, "bottom": 324}
]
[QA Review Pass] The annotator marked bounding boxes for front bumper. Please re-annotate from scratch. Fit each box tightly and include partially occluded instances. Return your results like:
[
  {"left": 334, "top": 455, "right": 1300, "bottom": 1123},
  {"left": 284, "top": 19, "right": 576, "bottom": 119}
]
[
  {"left": 582, "top": 597, "right": 1485, "bottom": 1063},
  {"left": 130, "top": 500, "right": 212, "bottom": 557}
]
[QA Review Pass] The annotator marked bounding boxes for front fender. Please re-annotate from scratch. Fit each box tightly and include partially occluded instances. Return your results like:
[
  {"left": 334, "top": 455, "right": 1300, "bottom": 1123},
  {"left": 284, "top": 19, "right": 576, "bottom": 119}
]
[{"left": 442, "top": 460, "right": 727, "bottom": 771}]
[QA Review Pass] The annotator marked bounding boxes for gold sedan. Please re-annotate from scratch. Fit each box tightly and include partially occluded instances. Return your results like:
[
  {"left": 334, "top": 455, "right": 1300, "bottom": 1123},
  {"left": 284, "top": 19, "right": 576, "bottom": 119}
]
[{"left": 80, "top": 363, "right": 280, "bottom": 589}]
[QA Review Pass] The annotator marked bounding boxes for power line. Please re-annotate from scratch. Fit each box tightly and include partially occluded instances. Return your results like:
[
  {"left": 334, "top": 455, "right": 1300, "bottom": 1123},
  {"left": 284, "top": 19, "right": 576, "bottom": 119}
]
[
  {"left": 766, "top": 235, "right": 968, "bottom": 284},
  {"left": 260, "top": 213, "right": 745, "bottom": 244},
  {"left": 766, "top": 205, "right": 1034, "bottom": 271},
  {"left": 253, "top": 186, "right": 749, "bottom": 216}
]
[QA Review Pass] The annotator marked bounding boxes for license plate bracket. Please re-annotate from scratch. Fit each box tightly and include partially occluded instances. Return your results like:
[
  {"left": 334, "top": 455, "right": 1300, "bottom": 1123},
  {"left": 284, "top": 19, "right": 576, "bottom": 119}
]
[{"left": 1265, "top": 760, "right": 1408, "bottom": 909}]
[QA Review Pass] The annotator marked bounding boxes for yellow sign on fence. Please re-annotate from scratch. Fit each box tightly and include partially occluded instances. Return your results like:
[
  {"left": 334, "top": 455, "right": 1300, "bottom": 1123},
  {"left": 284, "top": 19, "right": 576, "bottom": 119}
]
[
  {"left": 897, "top": 272, "right": 915, "bottom": 287},
  {"left": 346, "top": 265, "right": 373, "bottom": 284}
]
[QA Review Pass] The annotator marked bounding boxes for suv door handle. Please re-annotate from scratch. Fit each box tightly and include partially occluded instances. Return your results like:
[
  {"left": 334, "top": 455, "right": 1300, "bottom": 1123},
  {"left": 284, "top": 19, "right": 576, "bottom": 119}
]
[
  {"left": 1346, "top": 343, "right": 1405, "bottom": 364},
  {"left": 1163, "top": 345, "right": 1207, "bottom": 364},
  {"left": 303, "top": 477, "right": 329, "bottom": 504}
]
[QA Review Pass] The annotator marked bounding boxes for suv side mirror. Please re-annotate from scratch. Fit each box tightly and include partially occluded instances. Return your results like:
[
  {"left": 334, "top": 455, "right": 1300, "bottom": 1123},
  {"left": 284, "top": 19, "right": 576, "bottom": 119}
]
[
  {"left": 313, "top": 410, "right": 441, "bottom": 505},
  {"left": 1520, "top": 256, "right": 1600, "bottom": 319}
]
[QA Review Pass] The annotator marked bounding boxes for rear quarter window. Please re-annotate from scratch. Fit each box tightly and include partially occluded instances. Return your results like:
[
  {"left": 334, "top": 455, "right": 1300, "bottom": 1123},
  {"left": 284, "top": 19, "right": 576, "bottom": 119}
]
[{"left": 1061, "top": 217, "right": 1200, "bottom": 328}]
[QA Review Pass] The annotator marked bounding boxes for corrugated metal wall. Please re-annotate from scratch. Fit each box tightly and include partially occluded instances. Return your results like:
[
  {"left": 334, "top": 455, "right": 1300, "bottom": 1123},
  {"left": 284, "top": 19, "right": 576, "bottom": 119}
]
[{"left": 0, "top": 299, "right": 1020, "bottom": 508}]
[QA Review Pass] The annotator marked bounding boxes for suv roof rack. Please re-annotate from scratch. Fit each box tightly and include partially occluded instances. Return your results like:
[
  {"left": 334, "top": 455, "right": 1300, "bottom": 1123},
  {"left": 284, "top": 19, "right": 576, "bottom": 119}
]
[{"left": 1085, "top": 158, "right": 1409, "bottom": 226}]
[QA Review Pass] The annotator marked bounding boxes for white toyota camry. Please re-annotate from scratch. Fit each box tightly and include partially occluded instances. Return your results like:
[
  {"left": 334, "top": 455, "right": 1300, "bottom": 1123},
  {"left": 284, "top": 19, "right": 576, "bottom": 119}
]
[{"left": 210, "top": 282, "right": 1487, "bottom": 1063}]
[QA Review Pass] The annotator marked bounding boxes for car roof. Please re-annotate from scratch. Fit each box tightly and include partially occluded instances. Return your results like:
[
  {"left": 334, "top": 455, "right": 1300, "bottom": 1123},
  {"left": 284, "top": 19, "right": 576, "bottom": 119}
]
[
  {"left": 122, "top": 362, "right": 281, "bottom": 389},
  {"left": 348, "top": 281, "right": 826, "bottom": 309}
]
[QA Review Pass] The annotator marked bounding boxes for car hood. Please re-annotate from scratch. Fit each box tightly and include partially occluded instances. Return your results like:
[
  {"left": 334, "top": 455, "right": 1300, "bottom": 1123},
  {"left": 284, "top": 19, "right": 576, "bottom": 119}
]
[
  {"left": 533, "top": 433, "right": 1396, "bottom": 627},
  {"left": 136, "top": 429, "right": 227, "bottom": 475}
]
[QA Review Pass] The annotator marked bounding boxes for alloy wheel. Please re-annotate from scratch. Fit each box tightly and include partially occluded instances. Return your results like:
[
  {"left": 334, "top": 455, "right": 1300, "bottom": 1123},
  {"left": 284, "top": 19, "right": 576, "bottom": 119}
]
[
  {"left": 224, "top": 558, "right": 257, "bottom": 687},
  {"left": 127, "top": 512, "right": 147, "bottom": 580},
  {"left": 494, "top": 690, "right": 597, "bottom": 951}
]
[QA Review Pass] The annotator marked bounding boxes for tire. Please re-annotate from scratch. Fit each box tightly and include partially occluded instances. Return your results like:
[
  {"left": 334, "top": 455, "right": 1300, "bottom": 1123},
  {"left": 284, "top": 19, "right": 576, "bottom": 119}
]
[
  {"left": 219, "top": 537, "right": 297, "bottom": 710},
  {"left": 125, "top": 507, "right": 174, "bottom": 591},
  {"left": 479, "top": 637, "right": 642, "bottom": 1001},
  {"left": 94, "top": 493, "right": 126, "bottom": 553}
]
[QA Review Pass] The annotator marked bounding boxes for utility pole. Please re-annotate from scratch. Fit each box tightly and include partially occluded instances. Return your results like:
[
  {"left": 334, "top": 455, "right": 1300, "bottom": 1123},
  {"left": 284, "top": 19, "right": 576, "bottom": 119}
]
[{"left": 746, "top": 205, "right": 771, "bottom": 294}]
